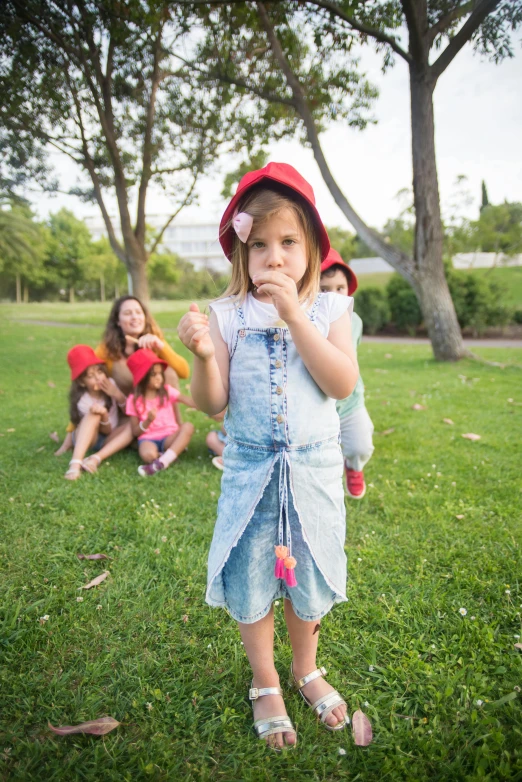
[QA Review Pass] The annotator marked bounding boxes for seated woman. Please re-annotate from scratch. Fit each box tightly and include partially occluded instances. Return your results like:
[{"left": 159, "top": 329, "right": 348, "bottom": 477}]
[{"left": 55, "top": 295, "right": 191, "bottom": 463}]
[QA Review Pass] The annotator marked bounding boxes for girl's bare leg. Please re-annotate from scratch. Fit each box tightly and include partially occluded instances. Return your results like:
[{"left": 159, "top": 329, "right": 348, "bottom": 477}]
[
  {"left": 239, "top": 608, "right": 296, "bottom": 749},
  {"left": 64, "top": 413, "right": 100, "bottom": 480},
  {"left": 166, "top": 422, "right": 194, "bottom": 457},
  {"left": 284, "top": 600, "right": 347, "bottom": 728},
  {"left": 55, "top": 431, "right": 73, "bottom": 456},
  {"left": 83, "top": 422, "right": 135, "bottom": 473},
  {"left": 206, "top": 431, "right": 225, "bottom": 457}
]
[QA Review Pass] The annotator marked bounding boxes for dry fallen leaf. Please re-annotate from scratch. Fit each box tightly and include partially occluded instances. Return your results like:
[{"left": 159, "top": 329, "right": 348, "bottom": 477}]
[
  {"left": 412, "top": 404, "right": 426, "bottom": 411},
  {"left": 462, "top": 433, "right": 481, "bottom": 441},
  {"left": 79, "top": 570, "right": 109, "bottom": 590},
  {"left": 378, "top": 428, "right": 395, "bottom": 436},
  {"left": 514, "top": 643, "right": 522, "bottom": 651},
  {"left": 7, "top": 428, "right": 15, "bottom": 433},
  {"left": 48, "top": 716, "right": 120, "bottom": 736},
  {"left": 49, "top": 431, "right": 60, "bottom": 443},
  {"left": 36, "top": 446, "right": 45, "bottom": 453},
  {"left": 385, "top": 353, "right": 392, "bottom": 359},
  {"left": 352, "top": 709, "right": 373, "bottom": 746},
  {"left": 47, "top": 381, "right": 56, "bottom": 388},
  {"left": 443, "top": 418, "right": 454, "bottom": 426},
  {"left": 455, "top": 514, "right": 465, "bottom": 520},
  {"left": 77, "top": 553, "right": 111, "bottom": 561}
]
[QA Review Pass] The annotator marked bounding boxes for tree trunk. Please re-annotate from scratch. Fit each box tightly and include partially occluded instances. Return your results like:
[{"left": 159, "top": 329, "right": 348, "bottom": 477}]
[
  {"left": 15, "top": 273, "right": 21, "bottom": 304},
  {"left": 127, "top": 253, "right": 149, "bottom": 301},
  {"left": 410, "top": 68, "right": 466, "bottom": 361},
  {"left": 114, "top": 282, "right": 120, "bottom": 299},
  {"left": 100, "top": 273, "right": 105, "bottom": 302},
  {"left": 69, "top": 286, "right": 75, "bottom": 303},
  {"left": 23, "top": 283, "right": 29, "bottom": 303}
]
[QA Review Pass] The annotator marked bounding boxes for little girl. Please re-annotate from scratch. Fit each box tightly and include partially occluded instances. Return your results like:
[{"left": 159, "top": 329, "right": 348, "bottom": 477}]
[
  {"left": 64, "top": 345, "right": 128, "bottom": 480},
  {"left": 126, "top": 348, "right": 195, "bottom": 477},
  {"left": 178, "top": 162, "right": 359, "bottom": 749}
]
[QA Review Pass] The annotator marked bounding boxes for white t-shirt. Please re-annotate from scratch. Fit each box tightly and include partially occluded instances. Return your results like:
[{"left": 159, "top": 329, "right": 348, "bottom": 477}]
[
  {"left": 210, "top": 292, "right": 353, "bottom": 355},
  {"left": 77, "top": 380, "right": 119, "bottom": 429}
]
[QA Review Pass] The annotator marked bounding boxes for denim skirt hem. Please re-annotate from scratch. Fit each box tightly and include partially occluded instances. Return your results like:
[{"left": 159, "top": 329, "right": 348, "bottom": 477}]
[{"left": 206, "top": 591, "right": 346, "bottom": 625}]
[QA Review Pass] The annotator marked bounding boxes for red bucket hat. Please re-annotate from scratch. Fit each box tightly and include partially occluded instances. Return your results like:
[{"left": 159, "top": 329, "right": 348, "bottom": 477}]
[
  {"left": 127, "top": 348, "right": 168, "bottom": 387},
  {"left": 320, "top": 247, "right": 358, "bottom": 295},
  {"left": 67, "top": 345, "right": 106, "bottom": 381},
  {"left": 219, "top": 162, "right": 330, "bottom": 262}
]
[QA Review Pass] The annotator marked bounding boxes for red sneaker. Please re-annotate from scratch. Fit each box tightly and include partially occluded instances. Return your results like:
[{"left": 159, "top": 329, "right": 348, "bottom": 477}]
[{"left": 345, "top": 468, "right": 366, "bottom": 499}]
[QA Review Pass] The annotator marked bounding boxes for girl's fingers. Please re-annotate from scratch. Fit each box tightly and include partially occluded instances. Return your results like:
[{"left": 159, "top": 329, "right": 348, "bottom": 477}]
[{"left": 189, "top": 326, "right": 210, "bottom": 345}]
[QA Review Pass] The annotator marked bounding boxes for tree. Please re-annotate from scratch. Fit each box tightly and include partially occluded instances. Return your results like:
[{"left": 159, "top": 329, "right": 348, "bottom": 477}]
[
  {"left": 44, "top": 209, "right": 95, "bottom": 302},
  {"left": 481, "top": 180, "right": 490, "bottom": 212},
  {"left": 0, "top": 200, "right": 47, "bottom": 302},
  {"left": 0, "top": 1, "right": 291, "bottom": 300},
  {"left": 184, "top": 0, "right": 521, "bottom": 360}
]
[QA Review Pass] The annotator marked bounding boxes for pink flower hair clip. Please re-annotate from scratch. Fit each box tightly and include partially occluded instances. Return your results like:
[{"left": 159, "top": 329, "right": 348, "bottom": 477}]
[{"left": 232, "top": 211, "right": 253, "bottom": 244}]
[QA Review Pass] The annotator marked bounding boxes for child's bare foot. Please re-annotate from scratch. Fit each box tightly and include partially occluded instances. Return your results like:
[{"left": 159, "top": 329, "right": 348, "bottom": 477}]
[
  {"left": 292, "top": 664, "right": 349, "bottom": 729},
  {"left": 64, "top": 460, "right": 82, "bottom": 481},
  {"left": 250, "top": 674, "right": 296, "bottom": 750}
]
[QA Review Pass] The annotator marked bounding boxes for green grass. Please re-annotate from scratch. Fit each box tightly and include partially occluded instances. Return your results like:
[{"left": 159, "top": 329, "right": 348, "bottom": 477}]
[{"left": 1, "top": 305, "right": 521, "bottom": 781}]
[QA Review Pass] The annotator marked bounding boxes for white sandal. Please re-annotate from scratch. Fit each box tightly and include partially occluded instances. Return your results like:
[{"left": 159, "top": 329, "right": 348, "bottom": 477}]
[
  {"left": 291, "top": 664, "right": 350, "bottom": 731},
  {"left": 249, "top": 684, "right": 296, "bottom": 750},
  {"left": 81, "top": 454, "right": 101, "bottom": 474},
  {"left": 64, "top": 459, "right": 82, "bottom": 479}
]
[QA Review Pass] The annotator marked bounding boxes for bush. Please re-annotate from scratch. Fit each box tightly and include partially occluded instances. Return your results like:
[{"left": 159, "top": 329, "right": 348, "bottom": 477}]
[
  {"left": 513, "top": 309, "right": 522, "bottom": 325},
  {"left": 353, "top": 287, "right": 390, "bottom": 335},
  {"left": 447, "top": 268, "right": 512, "bottom": 334},
  {"left": 386, "top": 275, "right": 422, "bottom": 334}
]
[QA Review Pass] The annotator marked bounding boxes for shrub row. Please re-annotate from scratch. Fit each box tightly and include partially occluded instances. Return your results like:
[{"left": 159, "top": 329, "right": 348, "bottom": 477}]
[{"left": 354, "top": 268, "right": 517, "bottom": 336}]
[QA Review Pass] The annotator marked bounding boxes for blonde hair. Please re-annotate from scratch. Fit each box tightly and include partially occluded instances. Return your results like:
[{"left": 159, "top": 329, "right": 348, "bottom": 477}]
[{"left": 220, "top": 186, "right": 321, "bottom": 305}]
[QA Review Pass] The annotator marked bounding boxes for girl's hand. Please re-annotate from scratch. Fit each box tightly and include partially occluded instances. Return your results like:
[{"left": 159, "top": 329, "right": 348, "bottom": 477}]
[
  {"left": 253, "top": 271, "right": 302, "bottom": 323},
  {"left": 178, "top": 303, "right": 215, "bottom": 361},
  {"left": 146, "top": 409, "right": 157, "bottom": 423},
  {"left": 138, "top": 334, "right": 164, "bottom": 352},
  {"left": 98, "top": 376, "right": 116, "bottom": 396},
  {"left": 90, "top": 402, "right": 108, "bottom": 416}
]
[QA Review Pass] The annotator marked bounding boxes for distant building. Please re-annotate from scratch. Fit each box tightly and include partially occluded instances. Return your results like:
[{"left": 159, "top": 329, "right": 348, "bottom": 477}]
[{"left": 84, "top": 215, "right": 228, "bottom": 273}]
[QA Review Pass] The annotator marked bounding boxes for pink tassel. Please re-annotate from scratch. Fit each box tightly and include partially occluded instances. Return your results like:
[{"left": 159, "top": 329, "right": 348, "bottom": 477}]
[
  {"left": 284, "top": 556, "right": 297, "bottom": 587},
  {"left": 285, "top": 567, "right": 297, "bottom": 588},
  {"left": 274, "top": 558, "right": 285, "bottom": 579}
]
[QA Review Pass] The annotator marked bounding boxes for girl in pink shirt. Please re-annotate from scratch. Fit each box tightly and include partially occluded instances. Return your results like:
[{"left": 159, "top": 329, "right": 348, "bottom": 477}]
[{"left": 126, "top": 349, "right": 195, "bottom": 477}]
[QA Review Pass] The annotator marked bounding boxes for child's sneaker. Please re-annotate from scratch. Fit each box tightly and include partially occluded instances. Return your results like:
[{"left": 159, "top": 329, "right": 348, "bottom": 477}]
[
  {"left": 138, "top": 459, "right": 165, "bottom": 477},
  {"left": 345, "top": 468, "right": 366, "bottom": 499}
]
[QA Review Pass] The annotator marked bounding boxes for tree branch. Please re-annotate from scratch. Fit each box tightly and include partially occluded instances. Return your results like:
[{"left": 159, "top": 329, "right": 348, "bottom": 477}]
[
  {"left": 256, "top": 1, "right": 417, "bottom": 283},
  {"left": 430, "top": 0, "right": 501, "bottom": 82},
  {"left": 147, "top": 172, "right": 200, "bottom": 257},
  {"left": 427, "top": 1, "right": 474, "bottom": 46},
  {"left": 136, "top": 25, "right": 163, "bottom": 246}
]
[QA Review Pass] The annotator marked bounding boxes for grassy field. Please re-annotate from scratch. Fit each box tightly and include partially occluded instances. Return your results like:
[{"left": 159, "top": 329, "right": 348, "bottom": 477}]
[{"left": 1, "top": 305, "right": 521, "bottom": 781}]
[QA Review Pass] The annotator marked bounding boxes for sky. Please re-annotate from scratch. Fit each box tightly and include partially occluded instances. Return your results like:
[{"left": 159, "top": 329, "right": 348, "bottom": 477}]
[{"left": 29, "top": 39, "right": 522, "bottom": 235}]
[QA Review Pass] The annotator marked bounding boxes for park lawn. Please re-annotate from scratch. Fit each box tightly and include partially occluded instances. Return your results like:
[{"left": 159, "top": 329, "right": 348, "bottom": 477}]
[{"left": 0, "top": 310, "right": 521, "bottom": 781}]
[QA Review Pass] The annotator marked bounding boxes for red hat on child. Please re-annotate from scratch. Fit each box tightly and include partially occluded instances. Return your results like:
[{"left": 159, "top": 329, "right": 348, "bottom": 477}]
[
  {"left": 67, "top": 345, "right": 105, "bottom": 381},
  {"left": 321, "top": 247, "right": 358, "bottom": 295},
  {"left": 127, "top": 348, "right": 168, "bottom": 386},
  {"left": 219, "top": 162, "right": 330, "bottom": 262}
]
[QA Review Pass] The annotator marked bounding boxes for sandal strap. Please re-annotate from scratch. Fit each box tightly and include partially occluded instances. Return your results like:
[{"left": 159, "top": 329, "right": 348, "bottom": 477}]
[
  {"left": 249, "top": 686, "right": 283, "bottom": 701},
  {"left": 310, "top": 691, "right": 348, "bottom": 723},
  {"left": 68, "top": 460, "right": 83, "bottom": 466},
  {"left": 294, "top": 666, "right": 327, "bottom": 690},
  {"left": 253, "top": 716, "right": 295, "bottom": 740}
]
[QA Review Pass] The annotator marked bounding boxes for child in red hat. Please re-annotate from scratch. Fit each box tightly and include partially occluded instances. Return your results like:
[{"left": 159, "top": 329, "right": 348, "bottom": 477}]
[
  {"left": 63, "top": 345, "right": 128, "bottom": 480},
  {"left": 320, "top": 248, "right": 374, "bottom": 499},
  {"left": 126, "top": 349, "right": 195, "bottom": 476},
  {"left": 178, "top": 162, "right": 360, "bottom": 748}
]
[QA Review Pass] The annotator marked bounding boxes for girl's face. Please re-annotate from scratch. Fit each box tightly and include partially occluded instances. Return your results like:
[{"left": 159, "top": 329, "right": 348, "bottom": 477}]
[
  {"left": 146, "top": 364, "right": 165, "bottom": 391},
  {"left": 81, "top": 365, "right": 107, "bottom": 393},
  {"left": 118, "top": 299, "right": 146, "bottom": 337},
  {"left": 320, "top": 268, "right": 349, "bottom": 296},
  {"left": 247, "top": 208, "right": 307, "bottom": 298}
]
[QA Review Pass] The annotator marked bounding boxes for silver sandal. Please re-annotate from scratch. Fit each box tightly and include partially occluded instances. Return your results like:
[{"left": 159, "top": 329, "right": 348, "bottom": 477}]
[
  {"left": 291, "top": 664, "right": 350, "bottom": 731},
  {"left": 249, "top": 684, "right": 296, "bottom": 750},
  {"left": 81, "top": 454, "right": 101, "bottom": 474},
  {"left": 64, "top": 459, "right": 82, "bottom": 479}
]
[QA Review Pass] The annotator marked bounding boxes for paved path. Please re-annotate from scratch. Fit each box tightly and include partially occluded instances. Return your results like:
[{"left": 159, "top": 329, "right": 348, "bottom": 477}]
[
  {"left": 363, "top": 336, "right": 522, "bottom": 348},
  {"left": 10, "top": 319, "right": 522, "bottom": 348}
]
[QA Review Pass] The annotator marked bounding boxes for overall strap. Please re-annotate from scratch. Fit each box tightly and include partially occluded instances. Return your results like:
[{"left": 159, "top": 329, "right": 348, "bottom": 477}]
[
  {"left": 308, "top": 293, "right": 323, "bottom": 324},
  {"left": 232, "top": 297, "right": 247, "bottom": 328}
]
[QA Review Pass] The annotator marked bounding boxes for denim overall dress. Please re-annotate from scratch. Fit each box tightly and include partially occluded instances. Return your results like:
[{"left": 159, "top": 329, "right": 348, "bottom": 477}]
[{"left": 206, "top": 294, "right": 348, "bottom": 623}]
